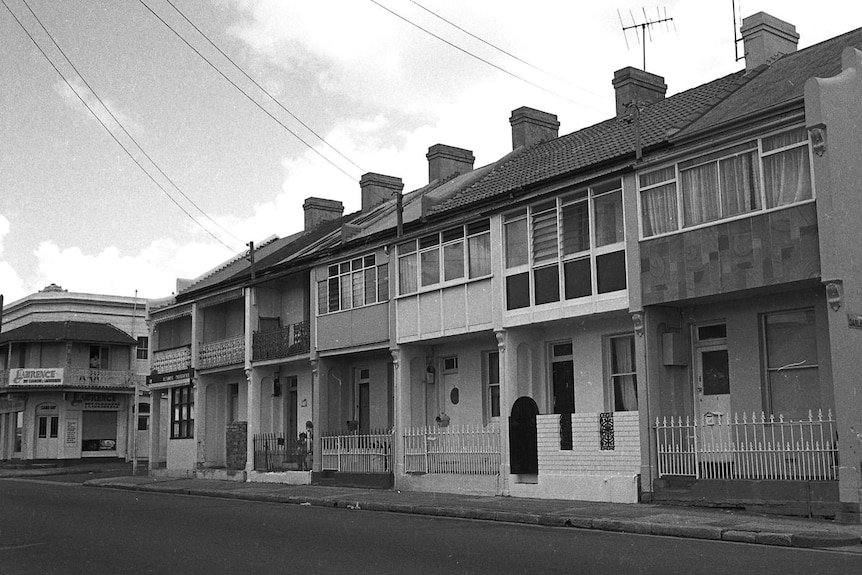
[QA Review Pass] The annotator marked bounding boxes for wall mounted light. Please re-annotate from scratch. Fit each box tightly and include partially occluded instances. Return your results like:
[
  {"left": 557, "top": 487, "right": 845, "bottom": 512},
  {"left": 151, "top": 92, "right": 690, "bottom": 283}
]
[
  {"left": 808, "top": 124, "right": 827, "bottom": 157},
  {"left": 825, "top": 280, "right": 842, "bottom": 311}
]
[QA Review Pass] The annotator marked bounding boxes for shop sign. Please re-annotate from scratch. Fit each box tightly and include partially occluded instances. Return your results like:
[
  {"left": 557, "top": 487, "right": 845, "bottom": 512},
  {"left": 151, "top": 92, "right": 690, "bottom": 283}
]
[
  {"left": 0, "top": 398, "right": 25, "bottom": 414},
  {"left": 848, "top": 314, "right": 862, "bottom": 330},
  {"left": 147, "top": 368, "right": 194, "bottom": 385},
  {"left": 78, "top": 393, "right": 120, "bottom": 410},
  {"left": 8, "top": 368, "right": 63, "bottom": 386}
]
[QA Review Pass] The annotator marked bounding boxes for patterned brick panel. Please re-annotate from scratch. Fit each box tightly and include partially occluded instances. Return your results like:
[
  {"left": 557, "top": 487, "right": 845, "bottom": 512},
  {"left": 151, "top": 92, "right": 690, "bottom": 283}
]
[{"left": 640, "top": 204, "right": 820, "bottom": 305}]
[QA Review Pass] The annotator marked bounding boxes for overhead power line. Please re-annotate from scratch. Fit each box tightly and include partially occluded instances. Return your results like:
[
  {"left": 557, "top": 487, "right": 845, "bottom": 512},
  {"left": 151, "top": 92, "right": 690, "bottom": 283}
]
[
  {"left": 2, "top": 0, "right": 243, "bottom": 254},
  {"left": 138, "top": 0, "right": 361, "bottom": 182},
  {"left": 406, "top": 0, "right": 604, "bottom": 100},
  {"left": 162, "top": 0, "right": 364, "bottom": 175},
  {"left": 368, "top": 0, "right": 604, "bottom": 114}
]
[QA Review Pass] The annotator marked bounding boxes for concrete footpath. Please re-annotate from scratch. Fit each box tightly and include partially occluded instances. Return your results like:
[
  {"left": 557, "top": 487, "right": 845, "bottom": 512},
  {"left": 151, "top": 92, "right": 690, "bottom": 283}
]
[
  {"left": 86, "top": 475, "right": 862, "bottom": 552},
  {"left": 4, "top": 461, "right": 861, "bottom": 551}
]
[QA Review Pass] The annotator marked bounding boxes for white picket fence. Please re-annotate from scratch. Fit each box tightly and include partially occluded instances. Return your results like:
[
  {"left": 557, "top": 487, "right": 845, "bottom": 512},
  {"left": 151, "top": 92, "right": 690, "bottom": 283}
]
[
  {"left": 655, "top": 410, "right": 838, "bottom": 481},
  {"left": 320, "top": 430, "right": 392, "bottom": 473},
  {"left": 403, "top": 424, "right": 501, "bottom": 475}
]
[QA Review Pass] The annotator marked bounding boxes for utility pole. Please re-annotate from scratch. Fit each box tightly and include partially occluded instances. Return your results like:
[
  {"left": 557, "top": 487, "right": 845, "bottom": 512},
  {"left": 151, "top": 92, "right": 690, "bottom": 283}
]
[
  {"left": 131, "top": 290, "right": 139, "bottom": 476},
  {"left": 247, "top": 241, "right": 256, "bottom": 282}
]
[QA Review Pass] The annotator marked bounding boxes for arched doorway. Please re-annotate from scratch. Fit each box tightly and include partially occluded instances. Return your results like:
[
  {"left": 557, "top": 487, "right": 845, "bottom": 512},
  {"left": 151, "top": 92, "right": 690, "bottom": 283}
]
[{"left": 509, "top": 396, "right": 538, "bottom": 475}]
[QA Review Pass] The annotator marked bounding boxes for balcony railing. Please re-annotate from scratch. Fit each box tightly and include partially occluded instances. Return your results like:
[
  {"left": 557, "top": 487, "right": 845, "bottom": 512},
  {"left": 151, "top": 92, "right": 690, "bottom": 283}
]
[
  {"left": 152, "top": 345, "right": 192, "bottom": 373},
  {"left": 252, "top": 321, "right": 310, "bottom": 362},
  {"left": 199, "top": 335, "right": 245, "bottom": 370},
  {"left": 655, "top": 410, "right": 838, "bottom": 481}
]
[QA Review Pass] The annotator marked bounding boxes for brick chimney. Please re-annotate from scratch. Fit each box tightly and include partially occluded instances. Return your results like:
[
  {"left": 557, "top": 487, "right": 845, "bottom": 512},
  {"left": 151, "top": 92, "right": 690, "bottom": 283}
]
[
  {"left": 427, "top": 144, "right": 475, "bottom": 184},
  {"left": 740, "top": 12, "right": 799, "bottom": 72},
  {"left": 360, "top": 173, "right": 403, "bottom": 211},
  {"left": 612, "top": 67, "right": 667, "bottom": 117},
  {"left": 303, "top": 197, "right": 343, "bottom": 231},
  {"left": 510, "top": 107, "right": 559, "bottom": 150}
]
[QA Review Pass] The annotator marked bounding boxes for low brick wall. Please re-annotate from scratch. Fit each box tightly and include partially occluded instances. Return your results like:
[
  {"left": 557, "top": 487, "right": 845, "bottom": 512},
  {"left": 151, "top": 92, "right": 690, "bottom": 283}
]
[{"left": 537, "top": 412, "right": 640, "bottom": 475}]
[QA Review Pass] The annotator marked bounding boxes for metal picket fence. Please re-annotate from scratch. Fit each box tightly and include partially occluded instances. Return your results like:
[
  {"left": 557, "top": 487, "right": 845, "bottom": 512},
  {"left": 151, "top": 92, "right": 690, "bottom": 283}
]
[
  {"left": 320, "top": 429, "right": 392, "bottom": 473},
  {"left": 655, "top": 410, "right": 838, "bottom": 480},
  {"left": 403, "top": 424, "right": 501, "bottom": 475}
]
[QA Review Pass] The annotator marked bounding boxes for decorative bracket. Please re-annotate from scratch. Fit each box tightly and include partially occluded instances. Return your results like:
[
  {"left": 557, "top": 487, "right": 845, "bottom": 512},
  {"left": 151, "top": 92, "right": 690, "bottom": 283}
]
[
  {"left": 808, "top": 124, "right": 827, "bottom": 157},
  {"left": 631, "top": 312, "right": 644, "bottom": 337},
  {"left": 824, "top": 279, "right": 842, "bottom": 311}
]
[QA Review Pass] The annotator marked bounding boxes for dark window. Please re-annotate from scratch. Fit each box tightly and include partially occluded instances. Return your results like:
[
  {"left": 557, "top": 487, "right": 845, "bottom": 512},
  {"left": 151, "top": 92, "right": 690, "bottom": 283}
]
[
  {"left": 170, "top": 385, "right": 194, "bottom": 439},
  {"left": 596, "top": 251, "right": 626, "bottom": 293},
  {"left": 506, "top": 273, "right": 531, "bottom": 310},
  {"left": 136, "top": 336, "right": 149, "bottom": 360},
  {"left": 564, "top": 258, "right": 592, "bottom": 299},
  {"left": 533, "top": 265, "right": 560, "bottom": 305}
]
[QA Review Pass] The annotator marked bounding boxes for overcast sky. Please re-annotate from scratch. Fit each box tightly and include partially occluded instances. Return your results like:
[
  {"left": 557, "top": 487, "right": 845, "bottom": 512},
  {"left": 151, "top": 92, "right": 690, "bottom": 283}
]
[{"left": 1, "top": 0, "right": 860, "bottom": 305}]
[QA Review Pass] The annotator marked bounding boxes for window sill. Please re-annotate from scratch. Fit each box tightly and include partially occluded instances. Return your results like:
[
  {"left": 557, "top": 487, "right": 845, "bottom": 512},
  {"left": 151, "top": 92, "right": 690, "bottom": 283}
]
[
  {"left": 396, "top": 274, "right": 493, "bottom": 300},
  {"left": 317, "top": 300, "right": 388, "bottom": 317}
]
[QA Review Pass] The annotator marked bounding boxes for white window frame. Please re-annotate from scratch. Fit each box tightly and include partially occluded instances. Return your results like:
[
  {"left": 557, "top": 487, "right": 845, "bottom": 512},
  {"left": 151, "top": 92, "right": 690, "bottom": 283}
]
[
  {"left": 503, "top": 178, "right": 626, "bottom": 311},
  {"left": 638, "top": 125, "right": 815, "bottom": 239},
  {"left": 317, "top": 253, "right": 388, "bottom": 315},
  {"left": 397, "top": 219, "right": 491, "bottom": 296}
]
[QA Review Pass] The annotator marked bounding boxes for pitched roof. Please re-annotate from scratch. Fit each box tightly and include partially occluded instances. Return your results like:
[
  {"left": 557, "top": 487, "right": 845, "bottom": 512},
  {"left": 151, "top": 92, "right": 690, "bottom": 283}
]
[
  {"left": 0, "top": 321, "right": 137, "bottom": 345},
  {"left": 429, "top": 71, "right": 749, "bottom": 215},
  {"left": 676, "top": 27, "right": 862, "bottom": 137}
]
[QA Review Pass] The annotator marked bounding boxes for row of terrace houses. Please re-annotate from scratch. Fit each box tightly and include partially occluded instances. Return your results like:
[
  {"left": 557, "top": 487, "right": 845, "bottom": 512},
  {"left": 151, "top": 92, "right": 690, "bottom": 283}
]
[{"left": 145, "top": 13, "right": 862, "bottom": 522}]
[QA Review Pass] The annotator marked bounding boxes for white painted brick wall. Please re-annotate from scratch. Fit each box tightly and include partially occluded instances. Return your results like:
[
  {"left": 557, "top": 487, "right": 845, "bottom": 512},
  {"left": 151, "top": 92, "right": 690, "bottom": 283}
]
[{"left": 536, "top": 412, "right": 640, "bottom": 475}]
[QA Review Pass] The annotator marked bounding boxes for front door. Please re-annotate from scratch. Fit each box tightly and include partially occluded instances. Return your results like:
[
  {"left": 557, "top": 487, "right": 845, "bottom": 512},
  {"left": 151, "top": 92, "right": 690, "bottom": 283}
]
[
  {"left": 551, "top": 342, "right": 575, "bottom": 414},
  {"left": 694, "top": 341, "right": 732, "bottom": 469},
  {"left": 35, "top": 415, "right": 60, "bottom": 459},
  {"left": 355, "top": 368, "right": 370, "bottom": 432}
]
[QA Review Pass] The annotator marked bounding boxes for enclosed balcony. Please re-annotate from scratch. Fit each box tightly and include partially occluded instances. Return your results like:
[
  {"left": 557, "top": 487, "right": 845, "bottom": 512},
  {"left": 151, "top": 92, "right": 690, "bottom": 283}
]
[{"left": 252, "top": 320, "right": 309, "bottom": 362}]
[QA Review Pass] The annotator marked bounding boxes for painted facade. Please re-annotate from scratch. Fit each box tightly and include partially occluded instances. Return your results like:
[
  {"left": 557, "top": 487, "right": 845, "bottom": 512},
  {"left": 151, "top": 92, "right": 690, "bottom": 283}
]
[
  {"left": 144, "top": 14, "right": 862, "bottom": 520},
  {"left": 0, "top": 285, "right": 150, "bottom": 462}
]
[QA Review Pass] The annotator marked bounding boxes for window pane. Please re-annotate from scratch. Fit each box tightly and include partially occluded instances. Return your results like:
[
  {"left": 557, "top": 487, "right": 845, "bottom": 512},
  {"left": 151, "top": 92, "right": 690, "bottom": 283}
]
[
  {"left": 701, "top": 350, "right": 729, "bottom": 395},
  {"left": 377, "top": 263, "right": 389, "bottom": 301},
  {"left": 398, "top": 254, "right": 417, "bottom": 294},
  {"left": 766, "top": 310, "right": 818, "bottom": 368},
  {"left": 352, "top": 271, "right": 364, "bottom": 308},
  {"left": 594, "top": 189, "right": 623, "bottom": 246},
  {"left": 561, "top": 199, "right": 589, "bottom": 254},
  {"left": 340, "top": 275, "right": 351, "bottom": 310},
  {"left": 531, "top": 206, "right": 559, "bottom": 262},
  {"left": 488, "top": 351, "right": 500, "bottom": 383},
  {"left": 563, "top": 258, "right": 591, "bottom": 299},
  {"left": 769, "top": 368, "right": 820, "bottom": 421},
  {"left": 468, "top": 233, "right": 491, "bottom": 278},
  {"left": 596, "top": 251, "right": 626, "bottom": 293},
  {"left": 533, "top": 264, "right": 560, "bottom": 305},
  {"left": 682, "top": 162, "right": 720, "bottom": 226},
  {"left": 443, "top": 241, "right": 465, "bottom": 281},
  {"left": 420, "top": 248, "right": 440, "bottom": 286},
  {"left": 762, "top": 128, "right": 807, "bottom": 153},
  {"left": 364, "top": 268, "right": 376, "bottom": 305},
  {"left": 505, "top": 218, "right": 528, "bottom": 268},
  {"left": 720, "top": 151, "right": 760, "bottom": 217},
  {"left": 763, "top": 146, "right": 812, "bottom": 208},
  {"left": 490, "top": 385, "right": 500, "bottom": 418},
  {"left": 640, "top": 166, "right": 675, "bottom": 188},
  {"left": 328, "top": 277, "right": 340, "bottom": 312},
  {"left": 506, "top": 273, "right": 530, "bottom": 310},
  {"left": 641, "top": 183, "right": 678, "bottom": 236}
]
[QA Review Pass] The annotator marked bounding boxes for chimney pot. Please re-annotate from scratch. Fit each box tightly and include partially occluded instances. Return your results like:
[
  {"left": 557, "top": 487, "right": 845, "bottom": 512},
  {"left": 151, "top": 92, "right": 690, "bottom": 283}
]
[
  {"left": 612, "top": 67, "right": 667, "bottom": 117},
  {"left": 426, "top": 144, "right": 475, "bottom": 184},
  {"left": 303, "top": 197, "right": 344, "bottom": 231},
  {"left": 360, "top": 173, "right": 404, "bottom": 211},
  {"left": 509, "top": 107, "right": 559, "bottom": 150},
  {"left": 740, "top": 12, "right": 799, "bottom": 72}
]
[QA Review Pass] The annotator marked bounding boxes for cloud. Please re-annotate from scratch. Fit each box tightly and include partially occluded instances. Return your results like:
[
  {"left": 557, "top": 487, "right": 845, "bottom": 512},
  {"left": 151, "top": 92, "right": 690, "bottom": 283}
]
[
  {"left": 0, "top": 214, "right": 28, "bottom": 304},
  {"left": 54, "top": 78, "right": 144, "bottom": 137},
  {"left": 29, "top": 238, "right": 234, "bottom": 299}
]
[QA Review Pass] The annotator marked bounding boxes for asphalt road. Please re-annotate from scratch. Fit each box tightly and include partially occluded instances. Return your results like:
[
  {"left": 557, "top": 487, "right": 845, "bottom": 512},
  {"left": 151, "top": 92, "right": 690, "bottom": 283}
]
[{"left": 1, "top": 478, "right": 860, "bottom": 575}]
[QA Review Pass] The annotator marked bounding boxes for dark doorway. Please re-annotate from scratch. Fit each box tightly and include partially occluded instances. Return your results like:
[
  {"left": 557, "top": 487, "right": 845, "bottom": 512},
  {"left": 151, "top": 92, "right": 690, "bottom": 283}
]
[
  {"left": 552, "top": 360, "right": 575, "bottom": 414},
  {"left": 509, "top": 396, "right": 539, "bottom": 475}
]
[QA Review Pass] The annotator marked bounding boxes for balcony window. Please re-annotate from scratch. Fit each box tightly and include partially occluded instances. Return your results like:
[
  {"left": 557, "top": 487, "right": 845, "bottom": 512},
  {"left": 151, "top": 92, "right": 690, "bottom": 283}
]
[
  {"left": 170, "top": 384, "right": 194, "bottom": 439},
  {"left": 398, "top": 219, "right": 491, "bottom": 295},
  {"left": 640, "top": 127, "right": 813, "bottom": 237},
  {"left": 318, "top": 254, "right": 388, "bottom": 314},
  {"left": 504, "top": 179, "right": 626, "bottom": 310}
]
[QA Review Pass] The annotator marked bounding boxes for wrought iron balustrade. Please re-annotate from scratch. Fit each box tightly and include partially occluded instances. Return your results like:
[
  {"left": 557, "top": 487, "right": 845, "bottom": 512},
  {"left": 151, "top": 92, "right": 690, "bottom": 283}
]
[
  {"left": 252, "top": 321, "right": 310, "bottom": 361},
  {"left": 198, "top": 334, "right": 245, "bottom": 370},
  {"left": 152, "top": 345, "right": 192, "bottom": 373}
]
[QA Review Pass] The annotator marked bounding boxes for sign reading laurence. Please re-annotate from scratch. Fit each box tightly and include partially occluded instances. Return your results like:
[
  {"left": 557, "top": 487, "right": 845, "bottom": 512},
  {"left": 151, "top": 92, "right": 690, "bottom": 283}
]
[
  {"left": 848, "top": 314, "right": 862, "bottom": 330},
  {"left": 9, "top": 368, "right": 64, "bottom": 386}
]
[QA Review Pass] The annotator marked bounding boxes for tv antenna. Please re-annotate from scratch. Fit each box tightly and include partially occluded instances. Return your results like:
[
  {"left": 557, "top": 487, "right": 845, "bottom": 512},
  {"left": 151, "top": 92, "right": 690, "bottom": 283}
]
[
  {"left": 618, "top": 7, "right": 675, "bottom": 71},
  {"left": 732, "top": 0, "right": 744, "bottom": 62}
]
